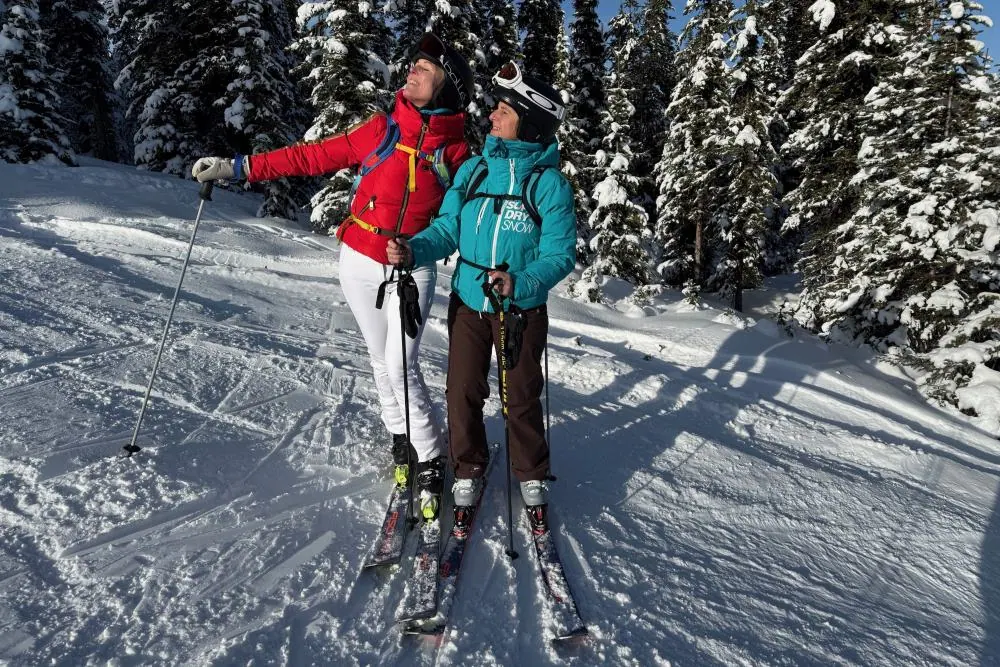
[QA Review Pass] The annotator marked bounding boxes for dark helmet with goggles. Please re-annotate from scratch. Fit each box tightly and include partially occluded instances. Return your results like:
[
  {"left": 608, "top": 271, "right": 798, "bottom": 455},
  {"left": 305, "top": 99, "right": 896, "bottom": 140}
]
[
  {"left": 491, "top": 62, "right": 565, "bottom": 142},
  {"left": 412, "top": 32, "right": 475, "bottom": 112}
]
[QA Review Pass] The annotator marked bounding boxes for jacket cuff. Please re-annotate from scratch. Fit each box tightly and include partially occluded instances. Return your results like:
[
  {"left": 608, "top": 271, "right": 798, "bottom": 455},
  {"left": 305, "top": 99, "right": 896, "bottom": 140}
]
[{"left": 233, "top": 154, "right": 245, "bottom": 180}]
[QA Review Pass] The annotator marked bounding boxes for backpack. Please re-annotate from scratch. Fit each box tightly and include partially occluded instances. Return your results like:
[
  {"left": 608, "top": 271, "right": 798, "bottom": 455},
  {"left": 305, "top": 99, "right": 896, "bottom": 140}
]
[
  {"left": 349, "top": 113, "right": 452, "bottom": 203},
  {"left": 462, "top": 157, "right": 553, "bottom": 227}
]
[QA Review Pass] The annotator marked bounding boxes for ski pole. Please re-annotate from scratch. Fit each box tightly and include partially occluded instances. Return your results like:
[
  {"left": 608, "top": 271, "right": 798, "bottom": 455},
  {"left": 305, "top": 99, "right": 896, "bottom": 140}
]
[
  {"left": 398, "top": 268, "right": 417, "bottom": 525},
  {"left": 484, "top": 276, "right": 518, "bottom": 561},
  {"left": 544, "top": 339, "right": 554, "bottom": 482},
  {"left": 123, "top": 181, "right": 213, "bottom": 458}
]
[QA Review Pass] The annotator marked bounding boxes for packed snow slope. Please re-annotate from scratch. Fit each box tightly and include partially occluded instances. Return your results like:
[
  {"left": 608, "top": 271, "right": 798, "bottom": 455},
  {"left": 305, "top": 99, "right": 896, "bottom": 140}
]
[{"left": 1, "top": 159, "right": 999, "bottom": 667}]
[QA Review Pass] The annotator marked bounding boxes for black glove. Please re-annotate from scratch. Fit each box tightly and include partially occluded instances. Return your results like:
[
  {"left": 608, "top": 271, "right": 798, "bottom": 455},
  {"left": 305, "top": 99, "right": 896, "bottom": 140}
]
[{"left": 398, "top": 273, "right": 422, "bottom": 339}]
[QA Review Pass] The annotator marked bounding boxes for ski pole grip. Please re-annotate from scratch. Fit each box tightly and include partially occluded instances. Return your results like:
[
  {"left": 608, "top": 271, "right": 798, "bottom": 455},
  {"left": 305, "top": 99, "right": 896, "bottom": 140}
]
[{"left": 199, "top": 181, "right": 214, "bottom": 201}]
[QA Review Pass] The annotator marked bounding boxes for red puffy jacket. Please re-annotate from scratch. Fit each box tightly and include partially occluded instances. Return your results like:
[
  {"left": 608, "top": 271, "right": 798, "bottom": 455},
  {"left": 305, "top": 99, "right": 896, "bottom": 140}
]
[{"left": 246, "top": 90, "right": 470, "bottom": 265}]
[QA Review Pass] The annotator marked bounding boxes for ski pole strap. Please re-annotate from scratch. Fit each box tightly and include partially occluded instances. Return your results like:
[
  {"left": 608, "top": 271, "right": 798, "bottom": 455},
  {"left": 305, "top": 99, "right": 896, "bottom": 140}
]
[
  {"left": 375, "top": 267, "right": 397, "bottom": 310},
  {"left": 398, "top": 270, "right": 422, "bottom": 339},
  {"left": 478, "top": 262, "right": 510, "bottom": 314}
]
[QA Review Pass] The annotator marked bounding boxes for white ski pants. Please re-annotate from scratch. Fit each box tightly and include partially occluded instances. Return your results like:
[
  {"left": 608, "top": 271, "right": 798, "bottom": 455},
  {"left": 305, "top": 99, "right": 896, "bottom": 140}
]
[{"left": 339, "top": 243, "right": 443, "bottom": 462}]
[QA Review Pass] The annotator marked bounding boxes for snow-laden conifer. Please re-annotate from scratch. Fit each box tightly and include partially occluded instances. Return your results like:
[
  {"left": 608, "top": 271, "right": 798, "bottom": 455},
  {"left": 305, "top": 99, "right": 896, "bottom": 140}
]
[
  {"left": 561, "top": 0, "right": 606, "bottom": 264},
  {"left": 40, "top": 0, "right": 116, "bottom": 159},
  {"left": 518, "top": 0, "right": 563, "bottom": 83},
  {"left": 226, "top": 0, "right": 306, "bottom": 219},
  {"left": 0, "top": 0, "right": 74, "bottom": 164},
  {"left": 113, "top": 1, "right": 226, "bottom": 173},
  {"left": 478, "top": 0, "right": 518, "bottom": 139},
  {"left": 653, "top": 0, "right": 732, "bottom": 287},
  {"left": 791, "top": 0, "right": 1000, "bottom": 426},
  {"left": 778, "top": 1, "right": 894, "bottom": 261},
  {"left": 485, "top": 0, "right": 517, "bottom": 74},
  {"left": 628, "top": 0, "right": 676, "bottom": 216},
  {"left": 291, "top": 0, "right": 392, "bottom": 232},
  {"left": 709, "top": 0, "right": 781, "bottom": 310},
  {"left": 576, "top": 0, "right": 651, "bottom": 302}
]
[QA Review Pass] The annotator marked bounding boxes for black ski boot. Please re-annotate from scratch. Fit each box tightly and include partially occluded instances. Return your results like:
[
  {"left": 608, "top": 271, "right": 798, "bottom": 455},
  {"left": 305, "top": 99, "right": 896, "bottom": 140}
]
[
  {"left": 391, "top": 433, "right": 417, "bottom": 487},
  {"left": 415, "top": 456, "right": 445, "bottom": 520}
]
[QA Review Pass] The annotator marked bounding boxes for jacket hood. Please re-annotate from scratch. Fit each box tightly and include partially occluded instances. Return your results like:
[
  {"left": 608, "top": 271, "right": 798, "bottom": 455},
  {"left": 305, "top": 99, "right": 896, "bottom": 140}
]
[
  {"left": 395, "top": 90, "right": 466, "bottom": 141},
  {"left": 483, "top": 135, "right": 560, "bottom": 168}
]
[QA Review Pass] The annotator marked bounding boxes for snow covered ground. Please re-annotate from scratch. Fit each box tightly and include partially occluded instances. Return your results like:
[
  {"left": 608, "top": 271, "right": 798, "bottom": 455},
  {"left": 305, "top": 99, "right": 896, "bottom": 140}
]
[{"left": 1, "top": 159, "right": 999, "bottom": 666}]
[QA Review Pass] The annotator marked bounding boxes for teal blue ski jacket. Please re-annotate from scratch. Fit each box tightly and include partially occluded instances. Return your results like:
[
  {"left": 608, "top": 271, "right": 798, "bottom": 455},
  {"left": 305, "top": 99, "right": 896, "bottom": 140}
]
[{"left": 408, "top": 135, "right": 576, "bottom": 312}]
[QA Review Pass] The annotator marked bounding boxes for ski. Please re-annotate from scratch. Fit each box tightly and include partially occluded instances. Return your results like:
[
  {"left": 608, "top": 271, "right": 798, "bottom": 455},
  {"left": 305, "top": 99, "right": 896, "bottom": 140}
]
[
  {"left": 401, "top": 443, "right": 499, "bottom": 636},
  {"left": 362, "top": 481, "right": 412, "bottom": 569},
  {"left": 395, "top": 517, "right": 441, "bottom": 622},
  {"left": 525, "top": 505, "right": 588, "bottom": 643}
]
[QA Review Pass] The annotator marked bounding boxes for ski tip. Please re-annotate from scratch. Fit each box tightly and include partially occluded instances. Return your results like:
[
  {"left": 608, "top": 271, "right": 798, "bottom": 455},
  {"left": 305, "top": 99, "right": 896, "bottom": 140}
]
[
  {"left": 396, "top": 608, "right": 438, "bottom": 624},
  {"left": 362, "top": 557, "right": 401, "bottom": 570},
  {"left": 552, "top": 626, "right": 589, "bottom": 646},
  {"left": 401, "top": 622, "right": 445, "bottom": 638}
]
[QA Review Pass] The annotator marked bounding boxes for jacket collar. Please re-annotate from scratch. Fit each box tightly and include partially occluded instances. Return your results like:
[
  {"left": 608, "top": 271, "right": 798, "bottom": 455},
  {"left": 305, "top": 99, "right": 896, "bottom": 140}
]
[
  {"left": 394, "top": 90, "right": 466, "bottom": 141},
  {"left": 483, "top": 135, "right": 560, "bottom": 167}
]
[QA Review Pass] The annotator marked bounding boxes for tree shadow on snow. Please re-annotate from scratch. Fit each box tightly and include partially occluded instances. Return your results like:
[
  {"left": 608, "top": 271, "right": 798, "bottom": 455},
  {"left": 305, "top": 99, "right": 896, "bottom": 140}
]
[{"left": 527, "top": 317, "right": 992, "bottom": 666}]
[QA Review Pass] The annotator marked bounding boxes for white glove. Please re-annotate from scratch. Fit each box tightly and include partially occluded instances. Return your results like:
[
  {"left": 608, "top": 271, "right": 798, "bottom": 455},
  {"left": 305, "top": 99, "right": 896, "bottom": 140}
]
[{"left": 191, "top": 157, "right": 235, "bottom": 182}]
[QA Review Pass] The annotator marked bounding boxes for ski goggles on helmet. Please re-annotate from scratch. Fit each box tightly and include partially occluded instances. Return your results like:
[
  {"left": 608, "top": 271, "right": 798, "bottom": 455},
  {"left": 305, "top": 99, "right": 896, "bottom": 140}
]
[{"left": 492, "top": 62, "right": 565, "bottom": 121}]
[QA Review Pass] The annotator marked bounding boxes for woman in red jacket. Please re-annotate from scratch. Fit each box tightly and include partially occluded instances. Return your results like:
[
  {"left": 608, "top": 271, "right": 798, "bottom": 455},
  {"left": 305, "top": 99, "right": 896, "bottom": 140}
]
[{"left": 192, "top": 33, "right": 473, "bottom": 520}]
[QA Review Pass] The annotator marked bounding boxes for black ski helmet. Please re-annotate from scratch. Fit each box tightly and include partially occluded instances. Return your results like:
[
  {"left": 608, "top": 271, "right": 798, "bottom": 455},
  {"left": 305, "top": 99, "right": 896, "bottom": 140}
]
[
  {"left": 491, "top": 62, "right": 565, "bottom": 142},
  {"left": 412, "top": 33, "right": 475, "bottom": 112}
]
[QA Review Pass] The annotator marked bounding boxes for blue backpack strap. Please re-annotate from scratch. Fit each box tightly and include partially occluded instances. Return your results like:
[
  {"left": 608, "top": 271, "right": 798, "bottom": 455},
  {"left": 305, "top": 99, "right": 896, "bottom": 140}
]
[
  {"left": 430, "top": 145, "right": 451, "bottom": 189},
  {"left": 348, "top": 113, "right": 399, "bottom": 205},
  {"left": 463, "top": 157, "right": 489, "bottom": 201},
  {"left": 520, "top": 165, "right": 550, "bottom": 228},
  {"left": 359, "top": 113, "right": 400, "bottom": 177}
]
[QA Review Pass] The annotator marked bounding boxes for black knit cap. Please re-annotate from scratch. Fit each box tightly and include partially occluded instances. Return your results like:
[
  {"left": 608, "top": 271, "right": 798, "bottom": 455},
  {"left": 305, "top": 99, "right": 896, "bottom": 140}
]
[{"left": 413, "top": 33, "right": 474, "bottom": 112}]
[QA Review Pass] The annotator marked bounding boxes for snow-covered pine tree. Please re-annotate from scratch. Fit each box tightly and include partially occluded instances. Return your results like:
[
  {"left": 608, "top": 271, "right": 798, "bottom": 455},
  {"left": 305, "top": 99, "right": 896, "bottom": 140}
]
[
  {"left": 653, "top": 0, "right": 732, "bottom": 287},
  {"left": 518, "top": 0, "right": 563, "bottom": 83},
  {"left": 479, "top": 0, "right": 518, "bottom": 138},
  {"left": 387, "top": 0, "right": 432, "bottom": 91},
  {"left": 114, "top": 0, "right": 229, "bottom": 174},
  {"left": 577, "top": 0, "right": 651, "bottom": 302},
  {"left": 708, "top": 0, "right": 781, "bottom": 310},
  {"left": 561, "top": 0, "right": 606, "bottom": 264},
  {"left": 291, "top": 0, "right": 393, "bottom": 232},
  {"left": 0, "top": 0, "right": 74, "bottom": 164},
  {"left": 777, "top": 1, "right": 893, "bottom": 281},
  {"left": 629, "top": 0, "right": 676, "bottom": 216},
  {"left": 485, "top": 0, "right": 517, "bottom": 74},
  {"left": 224, "top": 0, "right": 306, "bottom": 219},
  {"left": 790, "top": 0, "right": 1000, "bottom": 428},
  {"left": 39, "top": 0, "right": 116, "bottom": 160},
  {"left": 552, "top": 20, "right": 595, "bottom": 264}
]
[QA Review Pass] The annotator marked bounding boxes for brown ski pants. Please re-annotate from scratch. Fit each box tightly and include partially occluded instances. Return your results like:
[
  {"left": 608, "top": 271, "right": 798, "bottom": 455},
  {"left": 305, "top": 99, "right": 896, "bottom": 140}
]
[{"left": 446, "top": 293, "right": 549, "bottom": 482}]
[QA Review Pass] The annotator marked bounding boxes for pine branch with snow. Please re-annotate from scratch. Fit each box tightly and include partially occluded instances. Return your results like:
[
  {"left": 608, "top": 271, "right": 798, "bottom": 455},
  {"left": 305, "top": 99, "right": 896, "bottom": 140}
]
[{"left": 0, "top": 0, "right": 74, "bottom": 165}]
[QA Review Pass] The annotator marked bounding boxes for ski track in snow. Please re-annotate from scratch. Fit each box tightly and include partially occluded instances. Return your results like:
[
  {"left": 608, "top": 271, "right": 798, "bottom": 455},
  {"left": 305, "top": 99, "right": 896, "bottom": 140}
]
[{"left": 2, "top": 160, "right": 1000, "bottom": 666}]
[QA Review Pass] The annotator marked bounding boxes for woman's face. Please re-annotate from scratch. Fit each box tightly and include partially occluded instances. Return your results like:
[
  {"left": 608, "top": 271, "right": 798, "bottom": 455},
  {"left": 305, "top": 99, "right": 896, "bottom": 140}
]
[
  {"left": 489, "top": 101, "right": 519, "bottom": 140},
  {"left": 403, "top": 58, "right": 444, "bottom": 107}
]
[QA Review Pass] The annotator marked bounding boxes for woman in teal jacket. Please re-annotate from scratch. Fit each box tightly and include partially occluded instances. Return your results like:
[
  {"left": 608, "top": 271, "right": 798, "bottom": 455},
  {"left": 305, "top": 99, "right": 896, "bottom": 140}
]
[{"left": 388, "top": 63, "right": 575, "bottom": 528}]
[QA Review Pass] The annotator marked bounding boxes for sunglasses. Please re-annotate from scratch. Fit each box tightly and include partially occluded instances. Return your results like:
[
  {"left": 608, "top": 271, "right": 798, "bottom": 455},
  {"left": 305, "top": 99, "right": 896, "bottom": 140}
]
[{"left": 492, "top": 61, "right": 565, "bottom": 121}]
